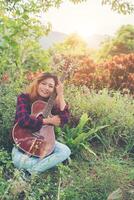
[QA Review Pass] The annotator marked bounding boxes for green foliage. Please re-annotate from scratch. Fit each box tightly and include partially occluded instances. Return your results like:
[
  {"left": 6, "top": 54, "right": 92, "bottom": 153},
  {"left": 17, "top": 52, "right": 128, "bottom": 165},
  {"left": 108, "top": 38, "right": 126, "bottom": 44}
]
[
  {"left": 0, "top": 81, "right": 24, "bottom": 149},
  {"left": 0, "top": 163, "right": 59, "bottom": 199},
  {"left": 1, "top": 149, "right": 134, "bottom": 200},
  {"left": 65, "top": 85, "right": 134, "bottom": 151},
  {"left": 102, "top": 0, "right": 134, "bottom": 14},
  {"left": 58, "top": 156, "right": 134, "bottom": 200},
  {"left": 1, "top": 0, "right": 133, "bottom": 14},
  {"left": 0, "top": 3, "right": 51, "bottom": 82},
  {"left": 20, "top": 40, "right": 51, "bottom": 73},
  {"left": 116, "top": 25, "right": 134, "bottom": 52},
  {"left": 56, "top": 113, "right": 108, "bottom": 156},
  {"left": 0, "top": 149, "right": 13, "bottom": 199},
  {"left": 0, "top": 149, "right": 12, "bottom": 169}
]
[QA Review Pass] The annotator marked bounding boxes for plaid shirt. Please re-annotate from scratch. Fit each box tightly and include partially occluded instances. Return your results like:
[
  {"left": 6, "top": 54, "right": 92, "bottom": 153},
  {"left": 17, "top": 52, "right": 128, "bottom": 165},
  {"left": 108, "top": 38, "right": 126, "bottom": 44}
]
[{"left": 14, "top": 93, "right": 70, "bottom": 132}]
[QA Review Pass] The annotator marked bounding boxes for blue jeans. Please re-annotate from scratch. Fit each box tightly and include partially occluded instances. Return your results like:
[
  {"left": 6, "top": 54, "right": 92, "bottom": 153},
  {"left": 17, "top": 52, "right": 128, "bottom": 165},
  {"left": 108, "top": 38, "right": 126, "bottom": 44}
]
[{"left": 12, "top": 141, "right": 71, "bottom": 174}]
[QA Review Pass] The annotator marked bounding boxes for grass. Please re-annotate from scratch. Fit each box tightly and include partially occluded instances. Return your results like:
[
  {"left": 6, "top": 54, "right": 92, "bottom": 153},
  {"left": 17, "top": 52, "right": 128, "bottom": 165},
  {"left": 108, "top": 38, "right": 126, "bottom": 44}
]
[{"left": 0, "top": 149, "right": 134, "bottom": 200}]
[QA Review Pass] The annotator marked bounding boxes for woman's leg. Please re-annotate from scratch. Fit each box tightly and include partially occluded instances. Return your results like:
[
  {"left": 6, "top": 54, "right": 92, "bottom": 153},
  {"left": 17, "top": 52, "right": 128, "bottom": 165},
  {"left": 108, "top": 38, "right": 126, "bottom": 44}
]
[{"left": 12, "top": 141, "right": 71, "bottom": 174}]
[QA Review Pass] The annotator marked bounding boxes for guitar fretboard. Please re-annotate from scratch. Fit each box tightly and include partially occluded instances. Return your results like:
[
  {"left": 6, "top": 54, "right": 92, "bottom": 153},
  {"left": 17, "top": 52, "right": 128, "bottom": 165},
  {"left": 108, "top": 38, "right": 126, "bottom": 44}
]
[{"left": 43, "top": 92, "right": 57, "bottom": 118}]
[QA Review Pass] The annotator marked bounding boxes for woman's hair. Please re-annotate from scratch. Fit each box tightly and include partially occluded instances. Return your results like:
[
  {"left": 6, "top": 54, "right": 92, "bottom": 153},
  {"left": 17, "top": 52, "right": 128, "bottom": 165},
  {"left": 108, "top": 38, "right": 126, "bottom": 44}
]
[{"left": 26, "top": 72, "right": 58, "bottom": 102}]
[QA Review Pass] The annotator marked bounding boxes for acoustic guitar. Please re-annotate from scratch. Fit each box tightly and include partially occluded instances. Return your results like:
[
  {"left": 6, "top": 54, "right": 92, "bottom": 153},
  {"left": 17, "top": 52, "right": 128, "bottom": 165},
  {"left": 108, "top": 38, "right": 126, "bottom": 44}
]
[{"left": 12, "top": 73, "right": 68, "bottom": 158}]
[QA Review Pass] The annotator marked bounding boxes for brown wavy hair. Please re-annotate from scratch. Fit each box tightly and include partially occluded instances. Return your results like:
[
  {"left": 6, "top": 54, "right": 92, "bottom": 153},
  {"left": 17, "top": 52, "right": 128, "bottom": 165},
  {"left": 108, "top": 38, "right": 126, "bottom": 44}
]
[{"left": 26, "top": 72, "right": 58, "bottom": 102}]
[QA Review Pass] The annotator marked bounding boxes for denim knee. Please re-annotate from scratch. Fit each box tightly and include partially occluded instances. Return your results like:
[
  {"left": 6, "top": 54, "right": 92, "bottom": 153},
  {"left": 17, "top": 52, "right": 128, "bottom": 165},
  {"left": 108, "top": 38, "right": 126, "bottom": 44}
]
[{"left": 64, "top": 145, "right": 71, "bottom": 158}]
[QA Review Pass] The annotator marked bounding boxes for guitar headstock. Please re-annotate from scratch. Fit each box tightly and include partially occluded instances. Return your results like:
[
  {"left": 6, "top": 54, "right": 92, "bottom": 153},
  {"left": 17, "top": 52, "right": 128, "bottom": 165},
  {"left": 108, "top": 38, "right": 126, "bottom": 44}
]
[
  {"left": 59, "top": 64, "right": 74, "bottom": 83},
  {"left": 52, "top": 53, "right": 77, "bottom": 83}
]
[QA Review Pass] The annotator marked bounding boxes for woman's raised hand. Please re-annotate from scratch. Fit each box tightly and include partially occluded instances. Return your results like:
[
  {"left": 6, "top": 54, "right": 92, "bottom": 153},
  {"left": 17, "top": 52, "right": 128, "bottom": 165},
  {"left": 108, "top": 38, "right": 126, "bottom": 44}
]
[{"left": 56, "top": 80, "right": 64, "bottom": 97}]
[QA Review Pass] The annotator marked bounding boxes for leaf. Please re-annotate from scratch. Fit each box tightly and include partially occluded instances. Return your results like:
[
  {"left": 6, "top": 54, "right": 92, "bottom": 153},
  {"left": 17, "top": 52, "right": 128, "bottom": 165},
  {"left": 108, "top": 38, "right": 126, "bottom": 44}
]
[
  {"left": 107, "top": 188, "right": 122, "bottom": 200},
  {"left": 72, "top": 131, "right": 89, "bottom": 145},
  {"left": 73, "top": 125, "right": 109, "bottom": 145},
  {"left": 72, "top": 132, "right": 87, "bottom": 145},
  {"left": 80, "top": 143, "right": 97, "bottom": 157},
  {"left": 22, "top": 14, "right": 29, "bottom": 20},
  {"left": 72, "top": 113, "right": 90, "bottom": 138}
]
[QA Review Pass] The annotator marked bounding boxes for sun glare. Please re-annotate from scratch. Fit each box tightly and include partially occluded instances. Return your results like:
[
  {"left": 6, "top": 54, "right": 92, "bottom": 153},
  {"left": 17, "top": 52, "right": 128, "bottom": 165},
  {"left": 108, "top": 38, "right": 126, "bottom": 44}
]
[
  {"left": 65, "top": 21, "right": 97, "bottom": 40},
  {"left": 41, "top": 0, "right": 134, "bottom": 39},
  {"left": 76, "top": 26, "right": 97, "bottom": 39}
]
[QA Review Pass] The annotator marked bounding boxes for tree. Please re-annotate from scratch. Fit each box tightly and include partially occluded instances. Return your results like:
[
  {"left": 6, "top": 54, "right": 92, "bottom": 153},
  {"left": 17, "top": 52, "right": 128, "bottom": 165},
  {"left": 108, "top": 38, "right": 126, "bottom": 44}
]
[
  {"left": 0, "top": 0, "right": 53, "bottom": 82},
  {"left": 50, "top": 33, "right": 90, "bottom": 56},
  {"left": 114, "top": 25, "right": 134, "bottom": 54},
  {"left": 97, "top": 25, "right": 134, "bottom": 61},
  {"left": 0, "top": 11, "right": 51, "bottom": 81},
  {"left": 1, "top": 0, "right": 134, "bottom": 14},
  {"left": 102, "top": 0, "right": 134, "bottom": 14}
]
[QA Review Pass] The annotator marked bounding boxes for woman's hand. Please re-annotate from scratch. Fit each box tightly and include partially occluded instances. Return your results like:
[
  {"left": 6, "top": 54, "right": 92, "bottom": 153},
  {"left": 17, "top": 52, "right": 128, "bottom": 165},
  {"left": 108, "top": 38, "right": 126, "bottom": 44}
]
[
  {"left": 55, "top": 80, "right": 66, "bottom": 111},
  {"left": 56, "top": 80, "right": 64, "bottom": 97},
  {"left": 43, "top": 115, "right": 61, "bottom": 126}
]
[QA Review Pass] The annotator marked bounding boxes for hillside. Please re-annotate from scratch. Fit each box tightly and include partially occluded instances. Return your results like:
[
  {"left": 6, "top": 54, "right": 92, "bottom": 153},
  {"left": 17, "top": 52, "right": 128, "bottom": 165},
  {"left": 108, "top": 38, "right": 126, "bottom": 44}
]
[
  {"left": 39, "top": 31, "right": 109, "bottom": 49},
  {"left": 39, "top": 31, "right": 68, "bottom": 49}
]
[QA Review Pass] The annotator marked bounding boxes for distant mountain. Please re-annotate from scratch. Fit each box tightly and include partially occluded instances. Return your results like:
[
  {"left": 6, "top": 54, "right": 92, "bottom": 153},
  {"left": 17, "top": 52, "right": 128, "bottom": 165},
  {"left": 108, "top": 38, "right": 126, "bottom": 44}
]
[
  {"left": 39, "top": 31, "right": 68, "bottom": 49},
  {"left": 86, "top": 34, "right": 110, "bottom": 49},
  {"left": 39, "top": 31, "right": 110, "bottom": 49}
]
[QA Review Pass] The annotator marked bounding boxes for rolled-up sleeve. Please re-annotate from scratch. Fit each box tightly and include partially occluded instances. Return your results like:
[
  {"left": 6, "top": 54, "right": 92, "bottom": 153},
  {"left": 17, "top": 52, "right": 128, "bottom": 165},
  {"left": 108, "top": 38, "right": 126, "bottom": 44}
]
[{"left": 15, "top": 94, "right": 43, "bottom": 132}]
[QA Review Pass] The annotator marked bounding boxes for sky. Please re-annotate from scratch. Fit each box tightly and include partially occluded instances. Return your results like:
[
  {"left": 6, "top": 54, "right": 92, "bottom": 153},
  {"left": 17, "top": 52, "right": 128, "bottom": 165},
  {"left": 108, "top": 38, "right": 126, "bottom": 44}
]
[{"left": 40, "top": 0, "right": 134, "bottom": 39}]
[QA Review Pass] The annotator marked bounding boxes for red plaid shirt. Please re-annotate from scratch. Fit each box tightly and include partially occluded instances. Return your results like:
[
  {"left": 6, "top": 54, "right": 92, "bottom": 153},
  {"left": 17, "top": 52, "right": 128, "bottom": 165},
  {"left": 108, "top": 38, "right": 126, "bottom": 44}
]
[{"left": 14, "top": 93, "right": 70, "bottom": 132}]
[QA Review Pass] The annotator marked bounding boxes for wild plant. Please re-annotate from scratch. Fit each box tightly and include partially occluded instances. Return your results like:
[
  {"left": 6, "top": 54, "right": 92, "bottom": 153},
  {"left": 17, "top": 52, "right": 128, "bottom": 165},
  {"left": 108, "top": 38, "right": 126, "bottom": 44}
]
[{"left": 56, "top": 113, "right": 108, "bottom": 156}]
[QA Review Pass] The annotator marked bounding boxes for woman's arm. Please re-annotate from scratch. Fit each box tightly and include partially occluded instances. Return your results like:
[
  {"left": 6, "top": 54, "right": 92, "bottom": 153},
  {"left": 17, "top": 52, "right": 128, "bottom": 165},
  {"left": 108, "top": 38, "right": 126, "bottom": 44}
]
[
  {"left": 53, "top": 80, "right": 70, "bottom": 126},
  {"left": 15, "top": 93, "right": 43, "bottom": 132},
  {"left": 43, "top": 115, "right": 61, "bottom": 126}
]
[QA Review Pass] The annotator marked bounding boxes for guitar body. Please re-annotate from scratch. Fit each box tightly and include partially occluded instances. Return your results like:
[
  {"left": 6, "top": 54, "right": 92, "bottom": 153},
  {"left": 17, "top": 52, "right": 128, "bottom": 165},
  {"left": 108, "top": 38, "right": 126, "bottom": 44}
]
[{"left": 12, "top": 101, "right": 55, "bottom": 158}]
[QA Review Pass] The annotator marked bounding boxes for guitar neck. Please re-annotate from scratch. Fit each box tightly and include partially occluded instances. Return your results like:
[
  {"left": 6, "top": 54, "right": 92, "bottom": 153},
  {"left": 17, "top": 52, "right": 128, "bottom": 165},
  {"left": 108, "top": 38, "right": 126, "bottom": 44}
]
[{"left": 43, "top": 92, "right": 57, "bottom": 118}]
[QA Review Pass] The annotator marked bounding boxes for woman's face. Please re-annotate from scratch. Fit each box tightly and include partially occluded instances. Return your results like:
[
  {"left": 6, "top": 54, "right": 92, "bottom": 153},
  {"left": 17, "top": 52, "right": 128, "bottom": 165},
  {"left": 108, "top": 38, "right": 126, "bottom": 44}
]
[{"left": 37, "top": 78, "right": 55, "bottom": 98}]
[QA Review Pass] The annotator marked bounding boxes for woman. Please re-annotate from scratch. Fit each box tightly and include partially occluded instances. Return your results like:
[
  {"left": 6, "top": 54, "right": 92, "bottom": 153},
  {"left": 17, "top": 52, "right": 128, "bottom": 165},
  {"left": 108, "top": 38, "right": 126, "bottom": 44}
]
[{"left": 12, "top": 72, "right": 71, "bottom": 174}]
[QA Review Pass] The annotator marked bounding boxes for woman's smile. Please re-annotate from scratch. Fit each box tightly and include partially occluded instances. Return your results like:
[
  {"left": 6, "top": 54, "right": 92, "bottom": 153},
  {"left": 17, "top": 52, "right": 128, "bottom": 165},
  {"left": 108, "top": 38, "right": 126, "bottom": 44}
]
[{"left": 38, "top": 78, "right": 55, "bottom": 98}]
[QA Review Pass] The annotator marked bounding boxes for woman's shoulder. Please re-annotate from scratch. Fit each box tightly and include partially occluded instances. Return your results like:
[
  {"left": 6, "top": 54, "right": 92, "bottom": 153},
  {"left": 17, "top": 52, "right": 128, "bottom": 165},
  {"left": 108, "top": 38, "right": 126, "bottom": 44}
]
[{"left": 17, "top": 93, "right": 30, "bottom": 101}]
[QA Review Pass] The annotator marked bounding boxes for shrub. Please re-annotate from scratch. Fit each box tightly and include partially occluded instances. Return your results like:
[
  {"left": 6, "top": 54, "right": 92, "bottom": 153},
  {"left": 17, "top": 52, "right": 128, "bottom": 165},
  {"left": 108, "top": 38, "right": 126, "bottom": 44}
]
[
  {"left": 72, "top": 53, "right": 134, "bottom": 94},
  {"left": 0, "top": 81, "right": 24, "bottom": 149},
  {"left": 65, "top": 85, "right": 134, "bottom": 151}
]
